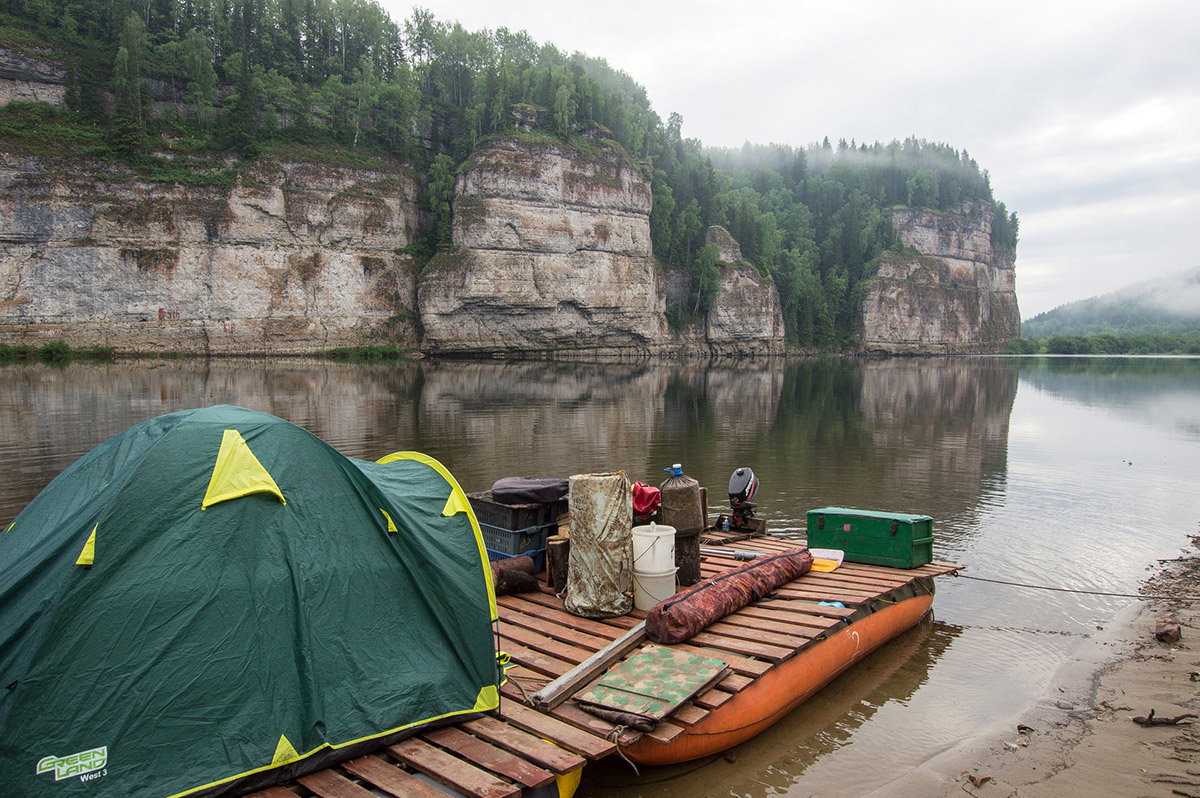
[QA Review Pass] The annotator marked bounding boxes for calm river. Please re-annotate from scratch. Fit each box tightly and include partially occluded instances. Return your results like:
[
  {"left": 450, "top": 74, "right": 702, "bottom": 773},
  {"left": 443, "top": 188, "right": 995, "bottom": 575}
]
[{"left": 2, "top": 356, "right": 1198, "bottom": 796}]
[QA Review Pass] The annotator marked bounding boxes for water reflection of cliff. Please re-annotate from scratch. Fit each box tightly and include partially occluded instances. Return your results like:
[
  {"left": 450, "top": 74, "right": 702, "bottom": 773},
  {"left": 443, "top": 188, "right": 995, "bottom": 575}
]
[
  {"left": 580, "top": 618, "right": 961, "bottom": 798},
  {"left": 0, "top": 357, "right": 1018, "bottom": 540}
]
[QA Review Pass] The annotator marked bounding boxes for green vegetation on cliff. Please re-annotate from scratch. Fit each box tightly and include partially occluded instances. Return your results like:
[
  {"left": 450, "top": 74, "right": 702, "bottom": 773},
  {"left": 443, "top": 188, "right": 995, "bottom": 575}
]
[{"left": 2, "top": 1, "right": 1018, "bottom": 347}]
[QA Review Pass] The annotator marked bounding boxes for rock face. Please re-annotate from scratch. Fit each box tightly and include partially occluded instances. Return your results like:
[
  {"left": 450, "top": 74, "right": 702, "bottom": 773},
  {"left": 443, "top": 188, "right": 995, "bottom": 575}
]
[
  {"left": 419, "top": 137, "right": 668, "bottom": 357},
  {"left": 705, "top": 225, "right": 743, "bottom": 264},
  {"left": 861, "top": 203, "right": 1019, "bottom": 353},
  {"left": 705, "top": 264, "right": 785, "bottom": 355},
  {"left": 0, "top": 47, "right": 65, "bottom": 107},
  {"left": 0, "top": 155, "right": 419, "bottom": 353}
]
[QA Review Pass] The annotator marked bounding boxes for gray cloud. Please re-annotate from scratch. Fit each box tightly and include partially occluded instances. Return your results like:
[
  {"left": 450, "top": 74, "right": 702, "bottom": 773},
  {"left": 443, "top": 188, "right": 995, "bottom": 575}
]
[{"left": 386, "top": 0, "right": 1200, "bottom": 316}]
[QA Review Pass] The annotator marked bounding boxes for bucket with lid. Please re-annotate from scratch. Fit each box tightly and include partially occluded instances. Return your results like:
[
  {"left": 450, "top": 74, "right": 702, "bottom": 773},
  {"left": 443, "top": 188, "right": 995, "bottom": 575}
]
[{"left": 632, "top": 523, "right": 676, "bottom": 573}]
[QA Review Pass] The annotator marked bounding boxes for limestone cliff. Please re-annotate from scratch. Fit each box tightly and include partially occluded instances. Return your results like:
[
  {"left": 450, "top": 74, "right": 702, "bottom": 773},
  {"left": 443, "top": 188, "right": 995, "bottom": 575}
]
[
  {"left": 0, "top": 47, "right": 65, "bottom": 107},
  {"left": 860, "top": 203, "right": 1019, "bottom": 353},
  {"left": 418, "top": 136, "right": 668, "bottom": 357},
  {"left": 0, "top": 155, "right": 420, "bottom": 353}
]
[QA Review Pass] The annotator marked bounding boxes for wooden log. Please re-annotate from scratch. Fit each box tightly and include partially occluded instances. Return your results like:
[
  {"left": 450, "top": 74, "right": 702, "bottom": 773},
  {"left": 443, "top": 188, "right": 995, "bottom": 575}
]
[
  {"left": 462, "top": 717, "right": 585, "bottom": 775},
  {"left": 341, "top": 755, "right": 446, "bottom": 798},
  {"left": 388, "top": 739, "right": 520, "bottom": 798},
  {"left": 246, "top": 788, "right": 301, "bottom": 798},
  {"left": 546, "top": 536, "right": 570, "bottom": 593},
  {"left": 676, "top": 529, "right": 702, "bottom": 586}
]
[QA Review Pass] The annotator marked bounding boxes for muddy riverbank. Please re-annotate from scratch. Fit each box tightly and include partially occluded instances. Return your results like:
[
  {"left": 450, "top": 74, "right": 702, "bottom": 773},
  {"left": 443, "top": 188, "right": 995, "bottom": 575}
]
[{"left": 885, "top": 532, "right": 1200, "bottom": 798}]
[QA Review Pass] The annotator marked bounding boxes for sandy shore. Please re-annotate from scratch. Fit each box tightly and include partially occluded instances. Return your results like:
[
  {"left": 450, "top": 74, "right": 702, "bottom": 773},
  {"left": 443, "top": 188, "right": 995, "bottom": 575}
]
[{"left": 881, "top": 533, "right": 1200, "bottom": 798}]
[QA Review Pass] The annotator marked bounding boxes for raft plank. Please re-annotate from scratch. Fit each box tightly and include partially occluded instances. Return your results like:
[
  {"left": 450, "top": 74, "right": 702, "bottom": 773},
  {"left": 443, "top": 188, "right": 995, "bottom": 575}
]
[
  {"left": 544, "top": 695, "right": 643, "bottom": 746},
  {"left": 498, "top": 639, "right": 576, "bottom": 678},
  {"left": 246, "top": 789, "right": 301, "bottom": 798},
  {"left": 297, "top": 770, "right": 376, "bottom": 798},
  {"left": 770, "top": 587, "right": 868, "bottom": 605},
  {"left": 462, "top": 717, "right": 586, "bottom": 775},
  {"left": 783, "top": 578, "right": 889, "bottom": 597},
  {"left": 500, "top": 682, "right": 639, "bottom": 747},
  {"left": 752, "top": 599, "right": 855, "bottom": 619},
  {"left": 705, "top": 619, "right": 812, "bottom": 647},
  {"left": 720, "top": 673, "right": 754, "bottom": 690},
  {"left": 342, "top": 755, "right": 447, "bottom": 798},
  {"left": 389, "top": 739, "right": 520, "bottom": 798},
  {"left": 498, "top": 697, "right": 617, "bottom": 759},
  {"left": 498, "top": 596, "right": 624, "bottom": 639},
  {"left": 689, "top": 631, "right": 793, "bottom": 662},
  {"left": 803, "top": 570, "right": 911, "bottom": 588},
  {"left": 733, "top": 604, "right": 844, "bottom": 629},
  {"left": 423, "top": 727, "right": 555, "bottom": 789},
  {"left": 694, "top": 686, "right": 734, "bottom": 709},
  {"left": 672, "top": 643, "right": 771, "bottom": 676},
  {"left": 500, "top": 623, "right": 594, "bottom": 664},
  {"left": 644, "top": 719, "right": 687, "bottom": 744},
  {"left": 783, "top": 575, "right": 879, "bottom": 593},
  {"left": 498, "top": 607, "right": 611, "bottom": 650},
  {"left": 670, "top": 703, "right": 709, "bottom": 725}
]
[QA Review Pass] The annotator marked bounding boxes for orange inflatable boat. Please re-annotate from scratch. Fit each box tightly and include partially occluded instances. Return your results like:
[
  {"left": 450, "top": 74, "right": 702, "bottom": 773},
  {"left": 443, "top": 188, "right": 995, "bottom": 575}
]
[{"left": 624, "top": 592, "right": 935, "bottom": 765}]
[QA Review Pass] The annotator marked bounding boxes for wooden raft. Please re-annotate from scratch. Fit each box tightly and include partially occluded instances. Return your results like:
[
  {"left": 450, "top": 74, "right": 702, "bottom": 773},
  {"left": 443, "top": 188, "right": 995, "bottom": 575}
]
[{"left": 256, "top": 540, "right": 960, "bottom": 798}]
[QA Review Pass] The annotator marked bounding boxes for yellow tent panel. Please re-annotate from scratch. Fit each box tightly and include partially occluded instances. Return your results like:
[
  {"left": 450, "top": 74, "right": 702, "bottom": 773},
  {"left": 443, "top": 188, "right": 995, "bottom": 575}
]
[{"left": 201, "top": 430, "right": 286, "bottom": 510}]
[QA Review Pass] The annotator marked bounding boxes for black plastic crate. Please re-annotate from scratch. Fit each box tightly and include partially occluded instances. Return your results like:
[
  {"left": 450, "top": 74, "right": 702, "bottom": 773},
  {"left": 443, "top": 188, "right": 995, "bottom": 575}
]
[
  {"left": 478, "top": 522, "right": 555, "bottom": 558},
  {"left": 468, "top": 491, "right": 565, "bottom": 531}
]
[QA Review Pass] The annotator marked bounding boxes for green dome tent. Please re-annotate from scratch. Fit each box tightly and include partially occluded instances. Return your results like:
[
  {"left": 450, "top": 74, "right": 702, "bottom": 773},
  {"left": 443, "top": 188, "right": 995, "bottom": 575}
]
[{"left": 0, "top": 406, "right": 500, "bottom": 797}]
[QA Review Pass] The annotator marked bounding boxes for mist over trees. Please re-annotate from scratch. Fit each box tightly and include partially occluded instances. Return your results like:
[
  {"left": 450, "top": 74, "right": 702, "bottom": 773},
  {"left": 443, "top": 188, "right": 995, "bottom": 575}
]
[{"left": 1, "top": 0, "right": 1019, "bottom": 347}]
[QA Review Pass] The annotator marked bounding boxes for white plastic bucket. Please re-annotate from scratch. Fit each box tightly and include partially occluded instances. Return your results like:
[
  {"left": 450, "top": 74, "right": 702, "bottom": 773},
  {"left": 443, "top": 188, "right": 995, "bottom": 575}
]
[
  {"left": 633, "top": 567, "right": 678, "bottom": 611},
  {"left": 632, "top": 523, "right": 676, "bottom": 573}
]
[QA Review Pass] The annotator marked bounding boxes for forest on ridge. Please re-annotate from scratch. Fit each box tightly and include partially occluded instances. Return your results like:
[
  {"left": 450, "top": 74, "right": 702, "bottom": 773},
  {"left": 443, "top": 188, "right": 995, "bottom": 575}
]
[{"left": 0, "top": 0, "right": 1019, "bottom": 346}]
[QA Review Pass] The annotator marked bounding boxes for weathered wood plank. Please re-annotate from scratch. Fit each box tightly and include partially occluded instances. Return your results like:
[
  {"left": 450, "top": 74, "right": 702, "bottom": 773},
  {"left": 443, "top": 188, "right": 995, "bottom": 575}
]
[
  {"left": 297, "top": 770, "right": 375, "bottom": 798},
  {"left": 246, "top": 788, "right": 301, "bottom": 798},
  {"left": 733, "top": 604, "right": 844, "bottom": 629},
  {"left": 671, "top": 643, "right": 771, "bottom": 676},
  {"left": 424, "top": 727, "right": 555, "bottom": 789},
  {"left": 499, "top": 676, "right": 643, "bottom": 748},
  {"left": 462, "top": 717, "right": 585, "bottom": 775},
  {"left": 498, "top": 639, "right": 575, "bottom": 678},
  {"left": 500, "top": 622, "right": 594, "bottom": 664},
  {"left": 498, "top": 597, "right": 623, "bottom": 639},
  {"left": 498, "top": 607, "right": 611, "bottom": 650},
  {"left": 705, "top": 620, "right": 811, "bottom": 648},
  {"left": 670, "top": 703, "right": 709, "bottom": 725},
  {"left": 388, "top": 739, "right": 520, "bottom": 798},
  {"left": 341, "top": 755, "right": 447, "bottom": 798},
  {"left": 643, "top": 719, "right": 687, "bottom": 744},
  {"left": 497, "top": 698, "right": 616, "bottom": 759},
  {"left": 689, "top": 631, "right": 793, "bottom": 662},
  {"left": 694, "top": 686, "right": 734, "bottom": 709}
]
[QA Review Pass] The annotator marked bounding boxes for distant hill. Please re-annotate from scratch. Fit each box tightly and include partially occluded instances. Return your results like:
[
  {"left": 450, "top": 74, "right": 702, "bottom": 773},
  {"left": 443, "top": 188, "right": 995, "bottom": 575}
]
[{"left": 1023, "top": 267, "right": 1200, "bottom": 337}]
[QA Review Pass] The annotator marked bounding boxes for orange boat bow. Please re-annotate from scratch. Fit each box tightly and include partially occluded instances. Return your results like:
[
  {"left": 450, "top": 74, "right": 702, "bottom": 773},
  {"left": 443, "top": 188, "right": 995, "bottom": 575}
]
[{"left": 625, "top": 594, "right": 934, "bottom": 765}]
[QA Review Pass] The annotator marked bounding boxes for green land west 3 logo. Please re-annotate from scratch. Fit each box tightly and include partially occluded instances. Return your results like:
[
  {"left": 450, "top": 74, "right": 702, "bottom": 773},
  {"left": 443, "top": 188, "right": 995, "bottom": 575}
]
[{"left": 36, "top": 746, "right": 108, "bottom": 782}]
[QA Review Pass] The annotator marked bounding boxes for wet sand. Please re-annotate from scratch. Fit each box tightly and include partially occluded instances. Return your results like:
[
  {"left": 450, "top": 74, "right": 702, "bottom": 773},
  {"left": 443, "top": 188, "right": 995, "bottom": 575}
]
[{"left": 885, "top": 533, "right": 1200, "bottom": 798}]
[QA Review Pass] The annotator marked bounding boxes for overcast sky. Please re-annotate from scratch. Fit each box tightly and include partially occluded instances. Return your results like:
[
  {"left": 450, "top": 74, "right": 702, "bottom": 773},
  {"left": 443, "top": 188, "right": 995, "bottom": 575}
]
[{"left": 385, "top": 0, "right": 1199, "bottom": 317}]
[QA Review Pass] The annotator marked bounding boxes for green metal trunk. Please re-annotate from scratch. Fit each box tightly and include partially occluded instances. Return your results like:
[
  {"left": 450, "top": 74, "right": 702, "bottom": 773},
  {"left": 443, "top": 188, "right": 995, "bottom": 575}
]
[{"left": 806, "top": 507, "right": 934, "bottom": 569}]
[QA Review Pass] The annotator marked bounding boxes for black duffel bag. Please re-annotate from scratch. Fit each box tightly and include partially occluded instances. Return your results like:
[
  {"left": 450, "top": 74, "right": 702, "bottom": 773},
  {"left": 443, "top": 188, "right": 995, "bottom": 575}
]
[{"left": 491, "top": 477, "right": 569, "bottom": 505}]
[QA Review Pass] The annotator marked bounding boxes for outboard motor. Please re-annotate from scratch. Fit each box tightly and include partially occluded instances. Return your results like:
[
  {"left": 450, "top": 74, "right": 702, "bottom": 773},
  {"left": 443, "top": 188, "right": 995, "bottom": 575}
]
[{"left": 727, "top": 467, "right": 759, "bottom": 529}]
